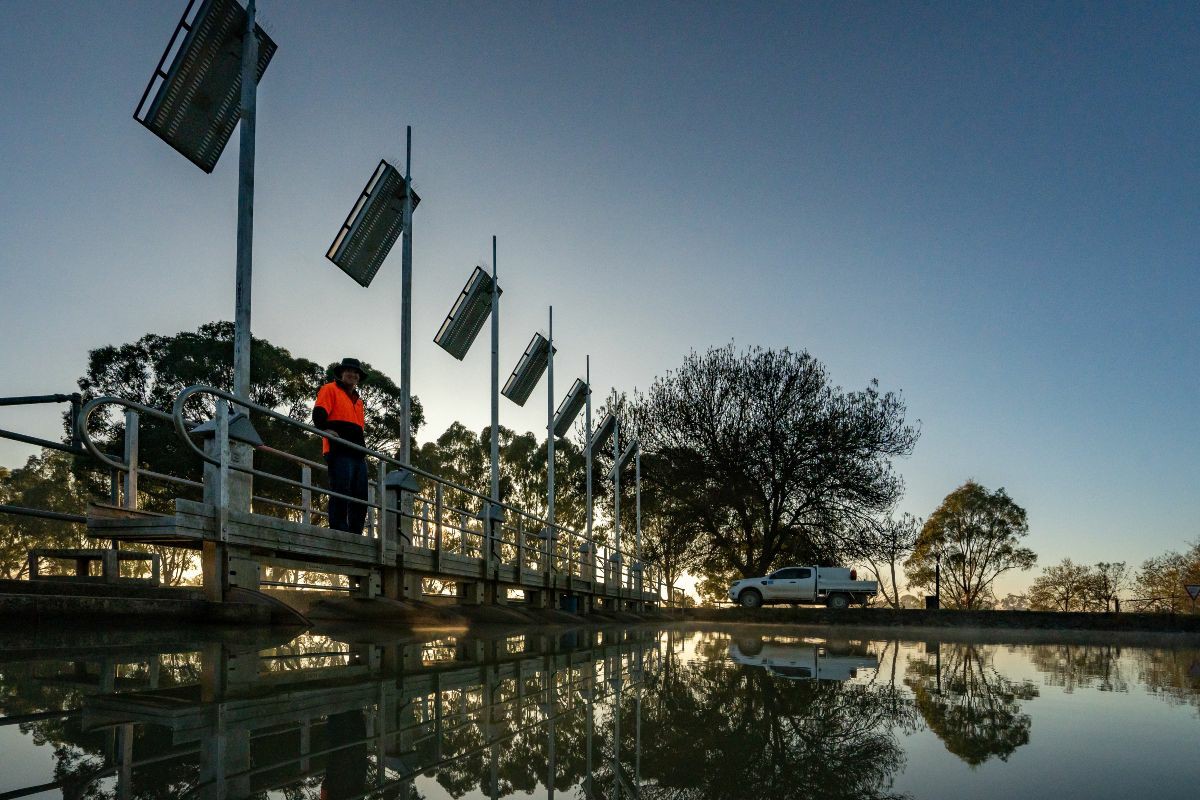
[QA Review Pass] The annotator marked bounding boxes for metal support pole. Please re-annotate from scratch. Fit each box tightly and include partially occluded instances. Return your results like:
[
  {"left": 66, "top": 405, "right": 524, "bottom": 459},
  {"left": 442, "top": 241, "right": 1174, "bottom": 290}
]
[
  {"left": 635, "top": 446, "right": 642, "bottom": 601},
  {"left": 122, "top": 410, "right": 138, "bottom": 511},
  {"left": 400, "top": 126, "right": 414, "bottom": 464},
  {"left": 935, "top": 557, "right": 941, "bottom": 606},
  {"left": 233, "top": 0, "right": 258, "bottom": 402},
  {"left": 546, "top": 306, "right": 555, "bottom": 577},
  {"left": 613, "top": 404, "right": 621, "bottom": 599},
  {"left": 491, "top": 236, "right": 500, "bottom": 508},
  {"left": 488, "top": 235, "right": 501, "bottom": 570},
  {"left": 585, "top": 357, "right": 593, "bottom": 581}
]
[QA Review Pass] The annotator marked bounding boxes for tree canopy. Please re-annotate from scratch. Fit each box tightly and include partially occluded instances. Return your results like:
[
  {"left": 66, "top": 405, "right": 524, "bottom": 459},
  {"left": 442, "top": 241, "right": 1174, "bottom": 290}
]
[
  {"left": 77, "top": 321, "right": 423, "bottom": 513},
  {"left": 631, "top": 344, "right": 919, "bottom": 581},
  {"left": 906, "top": 480, "right": 1036, "bottom": 609}
]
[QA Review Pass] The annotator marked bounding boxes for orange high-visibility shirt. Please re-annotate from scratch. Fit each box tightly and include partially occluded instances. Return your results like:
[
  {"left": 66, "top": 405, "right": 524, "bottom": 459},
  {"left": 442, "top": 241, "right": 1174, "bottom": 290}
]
[{"left": 314, "top": 382, "right": 365, "bottom": 454}]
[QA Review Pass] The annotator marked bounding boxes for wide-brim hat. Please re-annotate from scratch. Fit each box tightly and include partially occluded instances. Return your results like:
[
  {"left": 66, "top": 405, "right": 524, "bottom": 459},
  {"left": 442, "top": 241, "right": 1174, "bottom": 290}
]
[{"left": 333, "top": 357, "right": 368, "bottom": 381}]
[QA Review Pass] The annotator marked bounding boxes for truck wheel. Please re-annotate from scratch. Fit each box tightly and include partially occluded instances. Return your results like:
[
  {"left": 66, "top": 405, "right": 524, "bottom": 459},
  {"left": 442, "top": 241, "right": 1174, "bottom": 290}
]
[
  {"left": 739, "top": 589, "right": 763, "bottom": 609},
  {"left": 826, "top": 593, "right": 850, "bottom": 610}
]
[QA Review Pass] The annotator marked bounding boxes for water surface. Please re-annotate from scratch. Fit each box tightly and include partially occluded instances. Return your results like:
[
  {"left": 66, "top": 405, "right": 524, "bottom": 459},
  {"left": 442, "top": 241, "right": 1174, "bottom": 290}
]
[{"left": 1, "top": 625, "right": 1198, "bottom": 799}]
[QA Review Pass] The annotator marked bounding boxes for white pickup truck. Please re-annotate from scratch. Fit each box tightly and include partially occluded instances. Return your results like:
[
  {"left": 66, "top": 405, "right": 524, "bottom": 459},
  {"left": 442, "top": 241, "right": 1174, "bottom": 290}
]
[{"left": 727, "top": 566, "right": 877, "bottom": 609}]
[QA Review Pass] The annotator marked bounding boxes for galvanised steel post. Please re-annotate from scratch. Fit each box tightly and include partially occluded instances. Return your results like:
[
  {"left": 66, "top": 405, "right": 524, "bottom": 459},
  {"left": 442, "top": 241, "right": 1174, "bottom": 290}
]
[
  {"left": 546, "top": 307, "right": 555, "bottom": 574},
  {"left": 635, "top": 442, "right": 642, "bottom": 599},
  {"left": 613, "top": 402, "right": 621, "bottom": 599},
  {"left": 584, "top": 356, "right": 592, "bottom": 567},
  {"left": 233, "top": 0, "right": 257, "bottom": 402},
  {"left": 490, "top": 236, "right": 500, "bottom": 515},
  {"left": 400, "top": 126, "right": 414, "bottom": 464}
]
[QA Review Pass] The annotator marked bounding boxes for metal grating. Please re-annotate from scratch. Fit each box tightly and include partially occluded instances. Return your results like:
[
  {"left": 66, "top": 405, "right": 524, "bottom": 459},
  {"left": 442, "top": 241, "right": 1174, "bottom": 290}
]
[
  {"left": 552, "top": 378, "right": 588, "bottom": 438},
  {"left": 434, "top": 266, "right": 500, "bottom": 360},
  {"left": 134, "top": 0, "right": 278, "bottom": 173},
  {"left": 325, "top": 160, "right": 421, "bottom": 288},
  {"left": 501, "top": 333, "right": 554, "bottom": 407}
]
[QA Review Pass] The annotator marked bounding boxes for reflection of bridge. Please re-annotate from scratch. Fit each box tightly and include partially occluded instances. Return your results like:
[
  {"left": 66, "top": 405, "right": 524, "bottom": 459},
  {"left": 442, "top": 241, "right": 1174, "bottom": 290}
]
[
  {"left": 14, "top": 628, "right": 654, "bottom": 800},
  {"left": 0, "top": 387, "right": 665, "bottom": 618}
]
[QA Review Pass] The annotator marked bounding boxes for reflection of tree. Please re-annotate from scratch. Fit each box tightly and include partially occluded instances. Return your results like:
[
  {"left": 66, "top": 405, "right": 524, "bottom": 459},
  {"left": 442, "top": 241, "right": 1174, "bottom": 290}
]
[
  {"left": 632, "top": 635, "right": 911, "bottom": 799},
  {"left": 1026, "top": 644, "right": 1129, "bottom": 693},
  {"left": 1133, "top": 647, "right": 1200, "bottom": 715},
  {"left": 0, "top": 656, "right": 204, "bottom": 799},
  {"left": 905, "top": 643, "right": 1038, "bottom": 766}
]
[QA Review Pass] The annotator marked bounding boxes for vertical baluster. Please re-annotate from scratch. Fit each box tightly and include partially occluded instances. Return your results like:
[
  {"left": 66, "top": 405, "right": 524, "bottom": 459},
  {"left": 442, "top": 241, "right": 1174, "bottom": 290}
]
[{"left": 301, "top": 465, "right": 312, "bottom": 525}]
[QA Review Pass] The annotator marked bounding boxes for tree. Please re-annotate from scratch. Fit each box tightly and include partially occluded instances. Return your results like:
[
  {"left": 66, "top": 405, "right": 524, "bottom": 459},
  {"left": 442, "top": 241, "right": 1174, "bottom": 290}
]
[
  {"left": 1133, "top": 544, "right": 1200, "bottom": 613},
  {"left": 77, "top": 321, "right": 422, "bottom": 513},
  {"left": 1028, "top": 558, "right": 1093, "bottom": 611},
  {"left": 905, "top": 481, "right": 1036, "bottom": 610},
  {"left": 0, "top": 451, "right": 91, "bottom": 579},
  {"left": 854, "top": 513, "right": 920, "bottom": 609},
  {"left": 995, "top": 593, "right": 1030, "bottom": 611},
  {"left": 632, "top": 344, "right": 919, "bottom": 581},
  {"left": 1087, "top": 561, "right": 1131, "bottom": 612}
]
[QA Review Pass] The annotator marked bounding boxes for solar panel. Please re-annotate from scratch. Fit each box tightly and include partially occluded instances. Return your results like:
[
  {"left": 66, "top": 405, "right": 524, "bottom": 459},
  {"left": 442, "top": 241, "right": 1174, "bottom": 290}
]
[
  {"left": 589, "top": 412, "right": 616, "bottom": 456},
  {"left": 326, "top": 160, "right": 421, "bottom": 287},
  {"left": 434, "top": 266, "right": 500, "bottom": 360},
  {"left": 553, "top": 378, "right": 588, "bottom": 438},
  {"left": 134, "top": 0, "right": 277, "bottom": 173},
  {"left": 501, "top": 333, "right": 554, "bottom": 407}
]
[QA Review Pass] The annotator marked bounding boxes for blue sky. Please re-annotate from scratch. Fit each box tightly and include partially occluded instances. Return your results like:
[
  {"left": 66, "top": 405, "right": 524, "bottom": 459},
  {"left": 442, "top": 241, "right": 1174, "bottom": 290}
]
[{"left": 1, "top": 1, "right": 1196, "bottom": 592}]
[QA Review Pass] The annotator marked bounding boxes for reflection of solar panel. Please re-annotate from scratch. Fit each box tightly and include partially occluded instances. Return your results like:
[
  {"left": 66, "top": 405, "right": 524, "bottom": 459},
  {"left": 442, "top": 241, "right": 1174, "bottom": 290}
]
[
  {"left": 326, "top": 160, "right": 421, "bottom": 287},
  {"left": 553, "top": 379, "right": 588, "bottom": 438},
  {"left": 434, "top": 266, "right": 500, "bottom": 360},
  {"left": 501, "top": 333, "right": 554, "bottom": 407},
  {"left": 589, "top": 413, "right": 616, "bottom": 456},
  {"left": 134, "top": 0, "right": 278, "bottom": 173}
]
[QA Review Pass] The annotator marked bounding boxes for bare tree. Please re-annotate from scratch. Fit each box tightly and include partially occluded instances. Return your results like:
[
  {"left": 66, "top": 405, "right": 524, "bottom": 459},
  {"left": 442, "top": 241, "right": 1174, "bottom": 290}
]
[
  {"left": 1087, "top": 561, "right": 1131, "bottom": 612},
  {"left": 854, "top": 513, "right": 920, "bottom": 608}
]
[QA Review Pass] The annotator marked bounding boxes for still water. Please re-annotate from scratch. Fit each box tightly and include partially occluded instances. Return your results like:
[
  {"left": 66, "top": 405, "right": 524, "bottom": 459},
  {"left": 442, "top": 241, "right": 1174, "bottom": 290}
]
[{"left": 1, "top": 625, "right": 1198, "bottom": 799}]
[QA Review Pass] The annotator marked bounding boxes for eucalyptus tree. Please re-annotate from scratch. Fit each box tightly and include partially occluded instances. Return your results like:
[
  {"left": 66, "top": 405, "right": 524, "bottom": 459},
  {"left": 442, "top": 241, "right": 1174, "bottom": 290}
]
[
  {"left": 906, "top": 480, "right": 1037, "bottom": 609},
  {"left": 631, "top": 344, "right": 919, "bottom": 580}
]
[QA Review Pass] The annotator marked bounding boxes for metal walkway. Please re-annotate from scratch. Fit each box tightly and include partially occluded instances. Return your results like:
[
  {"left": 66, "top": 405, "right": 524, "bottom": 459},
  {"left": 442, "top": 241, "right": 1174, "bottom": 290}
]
[{"left": 68, "top": 384, "right": 664, "bottom": 611}]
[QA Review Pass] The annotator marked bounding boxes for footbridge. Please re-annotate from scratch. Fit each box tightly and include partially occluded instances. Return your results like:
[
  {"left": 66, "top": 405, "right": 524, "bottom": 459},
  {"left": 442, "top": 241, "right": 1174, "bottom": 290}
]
[{"left": 12, "top": 384, "right": 666, "bottom": 612}]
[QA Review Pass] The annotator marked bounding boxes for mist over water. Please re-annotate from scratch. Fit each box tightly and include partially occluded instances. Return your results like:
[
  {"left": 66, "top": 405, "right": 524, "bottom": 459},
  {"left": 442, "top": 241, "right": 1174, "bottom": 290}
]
[{"left": 1, "top": 625, "right": 1198, "bottom": 798}]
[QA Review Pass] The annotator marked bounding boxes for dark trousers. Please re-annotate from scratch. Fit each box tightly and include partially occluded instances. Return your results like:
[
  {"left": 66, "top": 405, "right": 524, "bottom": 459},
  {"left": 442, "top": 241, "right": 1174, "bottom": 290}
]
[{"left": 326, "top": 453, "right": 368, "bottom": 535}]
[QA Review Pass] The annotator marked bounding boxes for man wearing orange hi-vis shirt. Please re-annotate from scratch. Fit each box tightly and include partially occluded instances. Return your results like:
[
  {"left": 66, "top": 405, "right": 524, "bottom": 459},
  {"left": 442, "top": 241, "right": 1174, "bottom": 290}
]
[{"left": 313, "top": 358, "right": 368, "bottom": 534}]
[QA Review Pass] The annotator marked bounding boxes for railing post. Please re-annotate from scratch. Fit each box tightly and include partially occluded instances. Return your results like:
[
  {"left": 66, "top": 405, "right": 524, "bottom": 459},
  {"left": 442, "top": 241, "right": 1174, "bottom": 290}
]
[
  {"left": 434, "top": 483, "right": 443, "bottom": 569},
  {"left": 376, "top": 460, "right": 387, "bottom": 566},
  {"left": 367, "top": 481, "right": 377, "bottom": 540},
  {"left": 300, "top": 465, "right": 312, "bottom": 525},
  {"left": 216, "top": 399, "right": 231, "bottom": 543},
  {"left": 123, "top": 410, "right": 139, "bottom": 510}
]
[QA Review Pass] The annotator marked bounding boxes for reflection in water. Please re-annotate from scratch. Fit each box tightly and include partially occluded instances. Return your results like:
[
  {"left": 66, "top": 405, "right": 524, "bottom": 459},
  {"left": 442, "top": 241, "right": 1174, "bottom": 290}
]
[
  {"left": 0, "top": 629, "right": 1198, "bottom": 799},
  {"left": 905, "top": 642, "right": 1039, "bottom": 765},
  {"left": 649, "top": 634, "right": 910, "bottom": 799}
]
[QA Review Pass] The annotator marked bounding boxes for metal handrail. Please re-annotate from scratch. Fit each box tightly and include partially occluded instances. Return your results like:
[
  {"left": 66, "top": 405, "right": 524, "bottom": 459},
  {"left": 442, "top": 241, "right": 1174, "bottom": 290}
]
[
  {"left": 170, "top": 384, "right": 660, "bottom": 584},
  {"left": 57, "top": 385, "right": 663, "bottom": 598}
]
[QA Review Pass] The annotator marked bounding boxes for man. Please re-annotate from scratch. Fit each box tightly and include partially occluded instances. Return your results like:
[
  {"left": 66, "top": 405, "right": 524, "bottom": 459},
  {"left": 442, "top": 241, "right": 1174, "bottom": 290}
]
[{"left": 313, "top": 358, "right": 368, "bottom": 534}]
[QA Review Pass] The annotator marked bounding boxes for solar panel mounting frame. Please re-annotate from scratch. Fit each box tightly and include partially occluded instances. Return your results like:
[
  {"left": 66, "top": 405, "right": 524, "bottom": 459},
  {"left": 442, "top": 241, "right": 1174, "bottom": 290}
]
[
  {"left": 434, "top": 266, "right": 501, "bottom": 360},
  {"left": 133, "top": 0, "right": 278, "bottom": 173}
]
